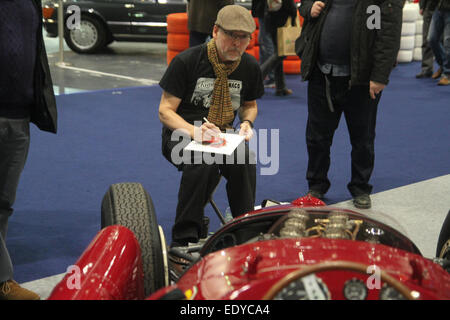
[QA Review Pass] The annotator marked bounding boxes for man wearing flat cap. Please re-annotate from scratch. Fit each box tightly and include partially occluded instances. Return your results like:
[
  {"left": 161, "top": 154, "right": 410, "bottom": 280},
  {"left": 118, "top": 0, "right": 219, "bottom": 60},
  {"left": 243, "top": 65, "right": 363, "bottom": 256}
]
[{"left": 158, "top": 5, "right": 264, "bottom": 280}]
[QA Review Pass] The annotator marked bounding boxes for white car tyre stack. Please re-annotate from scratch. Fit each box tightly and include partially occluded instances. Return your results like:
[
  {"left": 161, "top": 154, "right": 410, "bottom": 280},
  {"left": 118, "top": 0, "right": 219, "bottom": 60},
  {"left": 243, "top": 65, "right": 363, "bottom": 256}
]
[
  {"left": 400, "top": 35, "right": 416, "bottom": 50},
  {"left": 398, "top": 2, "right": 419, "bottom": 63},
  {"left": 398, "top": 50, "right": 414, "bottom": 63}
]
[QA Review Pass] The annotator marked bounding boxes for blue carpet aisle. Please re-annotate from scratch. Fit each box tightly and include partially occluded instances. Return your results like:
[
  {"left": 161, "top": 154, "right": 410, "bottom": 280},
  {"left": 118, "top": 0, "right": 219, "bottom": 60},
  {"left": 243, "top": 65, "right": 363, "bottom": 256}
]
[{"left": 7, "top": 62, "right": 450, "bottom": 283}]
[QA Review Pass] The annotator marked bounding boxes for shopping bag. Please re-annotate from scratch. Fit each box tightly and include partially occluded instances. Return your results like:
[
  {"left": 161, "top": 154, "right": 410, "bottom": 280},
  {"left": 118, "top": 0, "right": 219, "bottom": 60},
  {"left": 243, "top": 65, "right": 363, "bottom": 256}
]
[{"left": 277, "top": 16, "right": 302, "bottom": 56}]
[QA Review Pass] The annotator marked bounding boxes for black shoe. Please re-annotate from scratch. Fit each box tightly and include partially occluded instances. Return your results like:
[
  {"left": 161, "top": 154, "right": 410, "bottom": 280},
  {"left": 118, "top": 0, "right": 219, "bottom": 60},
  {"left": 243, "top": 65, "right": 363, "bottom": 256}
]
[
  {"left": 275, "top": 88, "right": 293, "bottom": 96},
  {"left": 353, "top": 194, "right": 371, "bottom": 209},
  {"left": 200, "top": 216, "right": 210, "bottom": 239},
  {"left": 306, "top": 190, "right": 324, "bottom": 200},
  {"left": 168, "top": 248, "right": 194, "bottom": 282},
  {"left": 416, "top": 70, "right": 433, "bottom": 78}
]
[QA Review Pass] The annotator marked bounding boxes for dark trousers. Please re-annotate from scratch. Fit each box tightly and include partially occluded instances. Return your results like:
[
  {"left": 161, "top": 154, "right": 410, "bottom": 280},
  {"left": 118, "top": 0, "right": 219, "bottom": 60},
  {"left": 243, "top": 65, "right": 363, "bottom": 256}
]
[
  {"left": 306, "top": 67, "right": 380, "bottom": 197},
  {"left": 164, "top": 139, "right": 256, "bottom": 245},
  {"left": 0, "top": 117, "right": 30, "bottom": 282},
  {"left": 421, "top": 8, "right": 435, "bottom": 73},
  {"left": 189, "top": 30, "right": 209, "bottom": 48},
  {"left": 260, "top": 24, "right": 288, "bottom": 91}
]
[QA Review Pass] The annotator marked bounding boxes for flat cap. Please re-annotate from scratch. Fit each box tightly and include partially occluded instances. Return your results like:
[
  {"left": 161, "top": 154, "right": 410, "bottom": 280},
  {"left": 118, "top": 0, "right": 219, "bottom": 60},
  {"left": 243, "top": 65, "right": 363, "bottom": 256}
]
[{"left": 215, "top": 5, "right": 256, "bottom": 34}]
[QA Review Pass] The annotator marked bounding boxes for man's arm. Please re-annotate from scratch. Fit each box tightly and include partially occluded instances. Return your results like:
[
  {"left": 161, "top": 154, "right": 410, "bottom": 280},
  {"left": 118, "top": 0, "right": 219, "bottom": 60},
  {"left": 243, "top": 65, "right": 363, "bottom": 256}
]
[
  {"left": 299, "top": 0, "right": 317, "bottom": 20},
  {"left": 158, "top": 90, "right": 193, "bottom": 136},
  {"left": 238, "top": 100, "right": 258, "bottom": 141},
  {"left": 370, "top": 0, "right": 403, "bottom": 85},
  {"left": 158, "top": 91, "right": 220, "bottom": 141}
]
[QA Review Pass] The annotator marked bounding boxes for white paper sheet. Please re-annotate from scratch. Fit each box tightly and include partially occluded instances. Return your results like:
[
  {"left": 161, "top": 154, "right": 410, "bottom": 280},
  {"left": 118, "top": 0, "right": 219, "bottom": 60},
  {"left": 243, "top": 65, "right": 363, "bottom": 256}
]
[{"left": 184, "top": 133, "right": 245, "bottom": 156}]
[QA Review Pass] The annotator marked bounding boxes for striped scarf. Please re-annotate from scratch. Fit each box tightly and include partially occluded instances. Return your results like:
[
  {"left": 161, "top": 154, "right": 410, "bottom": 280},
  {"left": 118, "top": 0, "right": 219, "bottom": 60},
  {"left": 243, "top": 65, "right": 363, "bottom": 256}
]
[{"left": 206, "top": 39, "right": 241, "bottom": 130}]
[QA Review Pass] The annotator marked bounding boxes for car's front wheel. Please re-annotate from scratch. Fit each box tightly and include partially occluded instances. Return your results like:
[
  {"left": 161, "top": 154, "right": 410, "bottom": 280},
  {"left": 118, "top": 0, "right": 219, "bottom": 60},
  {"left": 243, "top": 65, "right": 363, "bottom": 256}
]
[
  {"left": 101, "top": 183, "right": 168, "bottom": 296},
  {"left": 65, "top": 15, "right": 107, "bottom": 53}
]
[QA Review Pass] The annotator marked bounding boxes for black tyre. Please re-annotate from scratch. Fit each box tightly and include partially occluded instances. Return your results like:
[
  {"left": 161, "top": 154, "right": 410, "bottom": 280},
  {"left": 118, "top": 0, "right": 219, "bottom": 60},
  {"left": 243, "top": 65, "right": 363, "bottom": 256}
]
[
  {"left": 436, "top": 210, "right": 450, "bottom": 259},
  {"left": 65, "top": 15, "right": 107, "bottom": 53},
  {"left": 101, "top": 182, "right": 167, "bottom": 296}
]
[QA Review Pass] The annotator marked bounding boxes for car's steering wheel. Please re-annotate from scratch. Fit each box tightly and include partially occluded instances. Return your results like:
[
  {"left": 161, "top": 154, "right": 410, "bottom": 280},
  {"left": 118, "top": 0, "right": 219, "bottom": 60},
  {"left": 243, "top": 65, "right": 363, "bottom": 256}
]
[{"left": 262, "top": 261, "right": 417, "bottom": 300}]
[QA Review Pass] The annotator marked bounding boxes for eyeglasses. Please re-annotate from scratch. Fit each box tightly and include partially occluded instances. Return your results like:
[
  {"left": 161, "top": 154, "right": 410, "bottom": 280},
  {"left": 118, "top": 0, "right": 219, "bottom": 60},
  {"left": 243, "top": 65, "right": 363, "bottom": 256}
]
[{"left": 219, "top": 27, "right": 251, "bottom": 42}]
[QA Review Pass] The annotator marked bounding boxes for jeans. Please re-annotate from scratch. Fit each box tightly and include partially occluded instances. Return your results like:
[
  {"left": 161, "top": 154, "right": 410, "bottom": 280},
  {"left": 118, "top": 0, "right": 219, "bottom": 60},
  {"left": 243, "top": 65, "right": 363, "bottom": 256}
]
[
  {"left": 0, "top": 117, "right": 30, "bottom": 282},
  {"left": 260, "top": 16, "right": 288, "bottom": 91},
  {"left": 428, "top": 10, "right": 450, "bottom": 75},
  {"left": 258, "top": 17, "right": 275, "bottom": 81}
]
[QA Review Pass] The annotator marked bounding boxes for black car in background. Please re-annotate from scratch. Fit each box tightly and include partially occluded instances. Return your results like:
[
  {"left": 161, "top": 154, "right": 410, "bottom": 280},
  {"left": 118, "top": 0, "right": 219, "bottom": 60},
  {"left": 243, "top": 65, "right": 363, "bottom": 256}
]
[{"left": 42, "top": 0, "right": 252, "bottom": 54}]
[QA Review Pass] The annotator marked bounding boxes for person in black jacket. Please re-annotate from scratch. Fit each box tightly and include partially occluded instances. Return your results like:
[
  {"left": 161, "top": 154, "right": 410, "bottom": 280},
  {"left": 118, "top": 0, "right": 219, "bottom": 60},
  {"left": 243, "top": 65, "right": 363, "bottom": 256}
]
[
  {"left": 428, "top": 0, "right": 450, "bottom": 85},
  {"left": 187, "top": 0, "right": 234, "bottom": 47},
  {"left": 416, "top": 0, "right": 438, "bottom": 78},
  {"left": 260, "top": 0, "right": 298, "bottom": 96},
  {"left": 298, "top": 0, "right": 403, "bottom": 209},
  {"left": 0, "top": 0, "right": 57, "bottom": 300}
]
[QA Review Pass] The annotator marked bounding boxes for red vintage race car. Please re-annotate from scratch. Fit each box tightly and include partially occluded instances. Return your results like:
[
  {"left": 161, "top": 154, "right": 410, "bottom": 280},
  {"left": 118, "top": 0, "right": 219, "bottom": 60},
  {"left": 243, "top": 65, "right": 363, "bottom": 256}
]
[{"left": 48, "top": 183, "right": 450, "bottom": 300}]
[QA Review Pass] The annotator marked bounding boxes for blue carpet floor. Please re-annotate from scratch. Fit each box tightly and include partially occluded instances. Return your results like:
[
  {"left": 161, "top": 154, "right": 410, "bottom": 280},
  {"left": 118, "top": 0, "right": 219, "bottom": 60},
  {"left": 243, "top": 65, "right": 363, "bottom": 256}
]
[{"left": 7, "top": 61, "right": 450, "bottom": 283}]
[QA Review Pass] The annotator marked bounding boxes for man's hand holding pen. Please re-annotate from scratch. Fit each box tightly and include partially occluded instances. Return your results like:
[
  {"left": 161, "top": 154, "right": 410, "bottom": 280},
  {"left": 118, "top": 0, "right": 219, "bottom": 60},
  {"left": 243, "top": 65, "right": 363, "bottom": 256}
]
[{"left": 193, "top": 118, "right": 221, "bottom": 143}]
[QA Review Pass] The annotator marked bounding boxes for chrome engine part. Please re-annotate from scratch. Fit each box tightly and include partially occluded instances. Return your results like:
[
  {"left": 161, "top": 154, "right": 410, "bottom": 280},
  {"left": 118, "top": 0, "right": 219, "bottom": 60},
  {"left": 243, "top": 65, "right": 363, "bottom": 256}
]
[
  {"left": 324, "top": 212, "right": 351, "bottom": 240},
  {"left": 279, "top": 208, "right": 310, "bottom": 238}
]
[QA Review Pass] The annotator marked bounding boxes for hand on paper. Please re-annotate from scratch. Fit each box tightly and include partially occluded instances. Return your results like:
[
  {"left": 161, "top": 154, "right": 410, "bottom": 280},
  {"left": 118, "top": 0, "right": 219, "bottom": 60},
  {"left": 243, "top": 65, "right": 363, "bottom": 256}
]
[
  {"left": 194, "top": 122, "right": 221, "bottom": 142},
  {"left": 239, "top": 121, "right": 254, "bottom": 141}
]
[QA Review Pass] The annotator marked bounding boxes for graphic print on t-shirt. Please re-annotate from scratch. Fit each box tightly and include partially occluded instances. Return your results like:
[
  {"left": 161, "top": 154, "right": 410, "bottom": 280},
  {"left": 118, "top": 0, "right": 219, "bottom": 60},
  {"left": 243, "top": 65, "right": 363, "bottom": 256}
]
[{"left": 191, "top": 77, "right": 242, "bottom": 111}]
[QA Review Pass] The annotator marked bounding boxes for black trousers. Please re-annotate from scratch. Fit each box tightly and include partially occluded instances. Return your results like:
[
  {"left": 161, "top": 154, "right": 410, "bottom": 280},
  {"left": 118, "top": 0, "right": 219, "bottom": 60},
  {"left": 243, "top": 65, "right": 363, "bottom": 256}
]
[
  {"left": 306, "top": 67, "right": 380, "bottom": 197},
  {"left": 421, "top": 8, "right": 435, "bottom": 73},
  {"left": 0, "top": 117, "right": 30, "bottom": 282},
  {"left": 163, "top": 134, "right": 256, "bottom": 245}
]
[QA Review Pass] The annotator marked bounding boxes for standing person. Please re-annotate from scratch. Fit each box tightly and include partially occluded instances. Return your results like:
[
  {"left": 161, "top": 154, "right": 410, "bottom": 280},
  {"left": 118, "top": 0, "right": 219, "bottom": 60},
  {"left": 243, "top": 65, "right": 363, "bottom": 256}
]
[
  {"left": 252, "top": 0, "right": 276, "bottom": 87},
  {"left": 416, "top": 0, "right": 438, "bottom": 78},
  {"left": 0, "top": 0, "right": 57, "bottom": 299},
  {"left": 260, "top": 0, "right": 298, "bottom": 96},
  {"left": 158, "top": 5, "right": 264, "bottom": 279},
  {"left": 298, "top": 0, "right": 403, "bottom": 209},
  {"left": 187, "top": 0, "right": 234, "bottom": 47},
  {"left": 428, "top": 0, "right": 450, "bottom": 85}
]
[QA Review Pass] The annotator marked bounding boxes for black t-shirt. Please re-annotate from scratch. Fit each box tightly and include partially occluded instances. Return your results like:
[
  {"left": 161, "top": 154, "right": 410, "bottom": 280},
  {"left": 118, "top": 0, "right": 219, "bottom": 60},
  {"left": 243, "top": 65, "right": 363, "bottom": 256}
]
[{"left": 159, "top": 43, "right": 264, "bottom": 126}]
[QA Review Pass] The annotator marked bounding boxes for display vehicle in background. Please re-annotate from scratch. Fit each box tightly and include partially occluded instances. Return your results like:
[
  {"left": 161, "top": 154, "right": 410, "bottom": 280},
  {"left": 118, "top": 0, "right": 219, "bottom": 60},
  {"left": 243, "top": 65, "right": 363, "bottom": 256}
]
[{"left": 42, "top": 0, "right": 252, "bottom": 53}]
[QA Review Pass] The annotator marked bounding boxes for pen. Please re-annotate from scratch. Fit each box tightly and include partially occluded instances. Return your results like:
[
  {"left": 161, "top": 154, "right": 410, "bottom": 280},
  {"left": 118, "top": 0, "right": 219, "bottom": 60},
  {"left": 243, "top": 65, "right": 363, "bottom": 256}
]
[{"left": 202, "top": 117, "right": 221, "bottom": 138}]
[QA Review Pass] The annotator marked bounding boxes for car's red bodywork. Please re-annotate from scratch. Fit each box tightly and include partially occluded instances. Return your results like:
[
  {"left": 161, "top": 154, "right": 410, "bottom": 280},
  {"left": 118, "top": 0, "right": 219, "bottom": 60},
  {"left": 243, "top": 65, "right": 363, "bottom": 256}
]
[{"left": 48, "top": 197, "right": 450, "bottom": 300}]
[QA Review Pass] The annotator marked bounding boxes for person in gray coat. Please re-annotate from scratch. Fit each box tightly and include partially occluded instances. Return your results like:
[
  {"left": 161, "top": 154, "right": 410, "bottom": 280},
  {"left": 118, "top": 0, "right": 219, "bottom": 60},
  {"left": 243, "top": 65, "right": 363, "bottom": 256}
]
[{"left": 187, "top": 0, "right": 235, "bottom": 47}]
